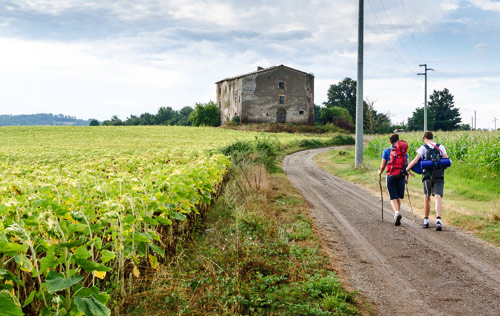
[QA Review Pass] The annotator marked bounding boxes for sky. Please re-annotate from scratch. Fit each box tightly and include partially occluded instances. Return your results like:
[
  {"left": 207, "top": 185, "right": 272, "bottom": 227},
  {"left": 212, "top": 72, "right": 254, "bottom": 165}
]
[{"left": 0, "top": 0, "right": 499, "bottom": 129}]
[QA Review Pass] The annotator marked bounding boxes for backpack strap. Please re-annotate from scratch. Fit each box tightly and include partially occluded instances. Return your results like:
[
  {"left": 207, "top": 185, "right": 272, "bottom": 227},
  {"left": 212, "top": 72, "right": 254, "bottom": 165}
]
[{"left": 429, "top": 143, "right": 443, "bottom": 155}]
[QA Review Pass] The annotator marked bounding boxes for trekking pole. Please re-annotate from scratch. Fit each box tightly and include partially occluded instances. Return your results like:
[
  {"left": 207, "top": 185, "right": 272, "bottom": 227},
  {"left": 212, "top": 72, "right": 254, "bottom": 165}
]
[
  {"left": 406, "top": 184, "right": 415, "bottom": 224},
  {"left": 378, "top": 174, "right": 384, "bottom": 223}
]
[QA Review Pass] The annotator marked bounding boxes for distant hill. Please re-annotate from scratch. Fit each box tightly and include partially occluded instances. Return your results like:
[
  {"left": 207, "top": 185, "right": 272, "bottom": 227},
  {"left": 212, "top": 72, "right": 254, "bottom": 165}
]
[{"left": 0, "top": 113, "right": 95, "bottom": 126}]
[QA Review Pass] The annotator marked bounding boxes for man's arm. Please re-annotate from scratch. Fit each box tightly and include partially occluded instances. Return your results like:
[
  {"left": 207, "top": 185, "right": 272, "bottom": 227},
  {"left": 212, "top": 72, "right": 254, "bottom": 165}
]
[
  {"left": 406, "top": 153, "right": 422, "bottom": 171},
  {"left": 378, "top": 158, "right": 387, "bottom": 175}
]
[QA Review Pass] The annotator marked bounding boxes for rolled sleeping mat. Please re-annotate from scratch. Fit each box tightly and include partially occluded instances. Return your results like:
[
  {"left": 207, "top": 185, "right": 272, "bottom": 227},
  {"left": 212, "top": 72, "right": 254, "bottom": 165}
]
[
  {"left": 421, "top": 158, "right": 452, "bottom": 169},
  {"left": 410, "top": 158, "right": 423, "bottom": 174}
]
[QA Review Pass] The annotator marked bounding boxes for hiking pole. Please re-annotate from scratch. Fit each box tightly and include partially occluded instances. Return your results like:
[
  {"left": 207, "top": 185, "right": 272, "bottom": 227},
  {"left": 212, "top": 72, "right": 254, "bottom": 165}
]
[
  {"left": 378, "top": 174, "right": 384, "bottom": 223},
  {"left": 406, "top": 184, "right": 415, "bottom": 224}
]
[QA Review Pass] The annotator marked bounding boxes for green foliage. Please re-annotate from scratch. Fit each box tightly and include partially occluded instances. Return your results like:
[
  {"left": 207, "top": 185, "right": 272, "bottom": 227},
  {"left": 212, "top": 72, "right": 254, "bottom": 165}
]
[
  {"left": 367, "top": 131, "right": 500, "bottom": 173},
  {"left": 324, "top": 78, "right": 357, "bottom": 121},
  {"left": 297, "top": 134, "right": 355, "bottom": 149},
  {"left": 407, "top": 88, "right": 462, "bottom": 131},
  {"left": 0, "top": 290, "right": 24, "bottom": 316},
  {"left": 232, "top": 115, "right": 241, "bottom": 124},
  {"left": 429, "top": 88, "right": 462, "bottom": 130},
  {"left": 0, "top": 126, "right": 338, "bottom": 315},
  {"left": 0, "top": 114, "right": 93, "bottom": 126},
  {"left": 74, "top": 295, "right": 111, "bottom": 316},
  {"left": 102, "top": 106, "right": 194, "bottom": 126},
  {"left": 314, "top": 105, "right": 322, "bottom": 124},
  {"left": 89, "top": 119, "right": 100, "bottom": 126},
  {"left": 323, "top": 78, "right": 392, "bottom": 130},
  {"left": 220, "top": 136, "right": 280, "bottom": 171},
  {"left": 189, "top": 101, "right": 221, "bottom": 127},
  {"left": 320, "top": 106, "right": 353, "bottom": 130},
  {"left": 364, "top": 100, "right": 391, "bottom": 134}
]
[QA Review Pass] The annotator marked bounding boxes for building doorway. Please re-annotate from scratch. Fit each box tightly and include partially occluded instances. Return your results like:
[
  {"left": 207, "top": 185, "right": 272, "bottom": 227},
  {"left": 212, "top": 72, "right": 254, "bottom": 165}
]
[{"left": 276, "top": 108, "right": 287, "bottom": 123}]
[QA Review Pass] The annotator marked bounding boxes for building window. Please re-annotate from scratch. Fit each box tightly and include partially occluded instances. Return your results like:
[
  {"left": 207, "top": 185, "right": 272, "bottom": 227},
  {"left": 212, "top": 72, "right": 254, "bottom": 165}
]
[
  {"left": 299, "top": 110, "right": 305, "bottom": 115},
  {"left": 279, "top": 96, "right": 285, "bottom": 104},
  {"left": 279, "top": 82, "right": 285, "bottom": 89}
]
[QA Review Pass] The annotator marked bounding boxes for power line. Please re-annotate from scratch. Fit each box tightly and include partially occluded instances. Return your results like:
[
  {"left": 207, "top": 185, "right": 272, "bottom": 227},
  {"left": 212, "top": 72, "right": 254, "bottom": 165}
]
[
  {"left": 399, "top": 0, "right": 423, "bottom": 60},
  {"left": 377, "top": 0, "right": 418, "bottom": 64},
  {"left": 366, "top": 0, "right": 414, "bottom": 72}
]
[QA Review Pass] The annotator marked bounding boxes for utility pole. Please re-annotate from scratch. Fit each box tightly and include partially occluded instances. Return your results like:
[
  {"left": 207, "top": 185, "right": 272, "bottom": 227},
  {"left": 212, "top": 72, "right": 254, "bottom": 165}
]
[
  {"left": 474, "top": 110, "right": 477, "bottom": 130},
  {"left": 494, "top": 117, "right": 498, "bottom": 130},
  {"left": 355, "top": 0, "right": 364, "bottom": 167},
  {"left": 417, "top": 64, "right": 434, "bottom": 131}
]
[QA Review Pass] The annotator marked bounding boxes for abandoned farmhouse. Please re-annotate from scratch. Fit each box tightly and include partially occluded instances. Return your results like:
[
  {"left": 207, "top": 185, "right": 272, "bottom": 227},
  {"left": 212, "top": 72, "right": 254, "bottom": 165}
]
[{"left": 216, "top": 65, "right": 314, "bottom": 125}]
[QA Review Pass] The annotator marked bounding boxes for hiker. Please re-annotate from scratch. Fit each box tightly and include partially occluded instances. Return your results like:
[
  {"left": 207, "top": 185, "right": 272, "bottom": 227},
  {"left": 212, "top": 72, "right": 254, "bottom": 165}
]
[
  {"left": 378, "top": 133, "right": 409, "bottom": 226},
  {"left": 406, "top": 131, "right": 449, "bottom": 231}
]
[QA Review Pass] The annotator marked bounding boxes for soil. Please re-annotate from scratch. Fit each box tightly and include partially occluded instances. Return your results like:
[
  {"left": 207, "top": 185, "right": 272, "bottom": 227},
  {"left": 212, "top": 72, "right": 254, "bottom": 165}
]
[{"left": 283, "top": 147, "right": 500, "bottom": 316}]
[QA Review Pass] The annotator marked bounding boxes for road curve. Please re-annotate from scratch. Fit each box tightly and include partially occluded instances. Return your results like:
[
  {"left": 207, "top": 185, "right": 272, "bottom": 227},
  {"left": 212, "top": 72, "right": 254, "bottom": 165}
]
[{"left": 283, "top": 147, "right": 500, "bottom": 316}]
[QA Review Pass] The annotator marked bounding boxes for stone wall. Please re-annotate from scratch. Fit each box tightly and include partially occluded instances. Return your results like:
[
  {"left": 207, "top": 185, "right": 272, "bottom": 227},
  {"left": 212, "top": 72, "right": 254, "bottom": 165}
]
[
  {"left": 217, "top": 78, "right": 243, "bottom": 124},
  {"left": 217, "top": 66, "right": 314, "bottom": 125}
]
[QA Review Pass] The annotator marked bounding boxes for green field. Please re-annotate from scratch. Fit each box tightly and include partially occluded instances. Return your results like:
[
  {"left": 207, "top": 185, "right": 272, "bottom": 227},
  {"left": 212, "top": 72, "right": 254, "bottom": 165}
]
[
  {"left": 315, "top": 131, "right": 500, "bottom": 245},
  {"left": 0, "top": 126, "right": 335, "bottom": 316}
]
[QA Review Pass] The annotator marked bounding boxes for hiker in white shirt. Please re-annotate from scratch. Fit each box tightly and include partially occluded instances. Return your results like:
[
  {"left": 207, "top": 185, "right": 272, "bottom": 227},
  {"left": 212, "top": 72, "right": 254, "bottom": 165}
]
[{"left": 407, "top": 131, "right": 449, "bottom": 231}]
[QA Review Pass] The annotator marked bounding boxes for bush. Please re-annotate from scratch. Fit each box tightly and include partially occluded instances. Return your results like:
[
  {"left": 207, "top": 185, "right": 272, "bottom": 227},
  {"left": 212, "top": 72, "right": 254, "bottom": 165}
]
[
  {"left": 298, "top": 134, "right": 355, "bottom": 148},
  {"left": 189, "top": 101, "right": 221, "bottom": 127},
  {"left": 219, "top": 136, "right": 281, "bottom": 171},
  {"left": 320, "top": 107, "right": 353, "bottom": 131}
]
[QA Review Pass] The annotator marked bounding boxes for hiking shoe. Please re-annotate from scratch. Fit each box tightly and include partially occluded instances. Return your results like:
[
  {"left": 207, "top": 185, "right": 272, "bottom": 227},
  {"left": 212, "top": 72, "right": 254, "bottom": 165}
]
[
  {"left": 423, "top": 222, "right": 430, "bottom": 229},
  {"left": 394, "top": 212, "right": 402, "bottom": 226},
  {"left": 435, "top": 223, "right": 442, "bottom": 231}
]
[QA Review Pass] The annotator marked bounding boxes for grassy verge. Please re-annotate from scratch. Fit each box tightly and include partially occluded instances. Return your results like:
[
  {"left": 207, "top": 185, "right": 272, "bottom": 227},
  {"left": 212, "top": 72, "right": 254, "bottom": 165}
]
[
  {"left": 314, "top": 147, "right": 500, "bottom": 246},
  {"left": 122, "top": 138, "right": 360, "bottom": 315}
]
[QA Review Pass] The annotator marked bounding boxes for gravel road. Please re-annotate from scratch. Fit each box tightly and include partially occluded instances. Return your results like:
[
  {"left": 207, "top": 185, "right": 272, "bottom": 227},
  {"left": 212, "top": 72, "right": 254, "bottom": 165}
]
[{"left": 283, "top": 147, "right": 500, "bottom": 316}]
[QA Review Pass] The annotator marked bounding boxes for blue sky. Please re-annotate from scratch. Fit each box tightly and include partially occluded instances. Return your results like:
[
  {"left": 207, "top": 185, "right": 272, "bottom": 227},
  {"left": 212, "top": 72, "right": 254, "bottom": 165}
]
[{"left": 0, "top": 0, "right": 499, "bottom": 129}]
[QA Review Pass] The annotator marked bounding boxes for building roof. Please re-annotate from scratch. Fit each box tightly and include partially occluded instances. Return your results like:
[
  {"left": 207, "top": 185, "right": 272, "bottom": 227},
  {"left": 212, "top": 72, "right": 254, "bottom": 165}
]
[{"left": 215, "top": 64, "right": 313, "bottom": 84}]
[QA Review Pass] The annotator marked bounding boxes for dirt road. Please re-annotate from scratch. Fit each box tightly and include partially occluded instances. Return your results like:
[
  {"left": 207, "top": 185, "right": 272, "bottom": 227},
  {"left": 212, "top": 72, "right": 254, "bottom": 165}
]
[{"left": 283, "top": 148, "right": 500, "bottom": 316}]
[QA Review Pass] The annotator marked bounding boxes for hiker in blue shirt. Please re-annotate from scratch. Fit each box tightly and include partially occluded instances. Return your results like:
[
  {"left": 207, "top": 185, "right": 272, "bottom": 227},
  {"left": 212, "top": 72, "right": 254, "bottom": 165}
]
[{"left": 377, "top": 134, "right": 409, "bottom": 226}]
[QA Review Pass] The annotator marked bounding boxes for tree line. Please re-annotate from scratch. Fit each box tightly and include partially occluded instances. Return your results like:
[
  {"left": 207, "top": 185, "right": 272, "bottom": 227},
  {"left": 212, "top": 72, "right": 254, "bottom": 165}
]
[
  {"left": 0, "top": 113, "right": 94, "bottom": 126},
  {"left": 94, "top": 77, "right": 467, "bottom": 133},
  {"left": 317, "top": 78, "right": 468, "bottom": 133},
  {"left": 93, "top": 102, "right": 221, "bottom": 127}
]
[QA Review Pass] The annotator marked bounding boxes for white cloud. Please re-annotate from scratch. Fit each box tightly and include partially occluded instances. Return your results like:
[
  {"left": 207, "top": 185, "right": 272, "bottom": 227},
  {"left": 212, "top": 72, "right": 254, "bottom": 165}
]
[
  {"left": 469, "top": 0, "right": 500, "bottom": 13},
  {"left": 0, "top": 0, "right": 498, "bottom": 128}
]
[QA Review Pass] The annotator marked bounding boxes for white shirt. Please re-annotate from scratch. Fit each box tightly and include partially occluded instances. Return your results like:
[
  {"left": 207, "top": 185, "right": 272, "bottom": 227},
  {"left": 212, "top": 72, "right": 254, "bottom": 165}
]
[{"left": 417, "top": 141, "right": 447, "bottom": 158}]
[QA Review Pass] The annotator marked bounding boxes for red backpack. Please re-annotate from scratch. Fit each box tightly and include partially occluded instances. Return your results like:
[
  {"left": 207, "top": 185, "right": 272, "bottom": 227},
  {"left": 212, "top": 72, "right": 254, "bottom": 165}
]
[{"left": 387, "top": 140, "right": 408, "bottom": 177}]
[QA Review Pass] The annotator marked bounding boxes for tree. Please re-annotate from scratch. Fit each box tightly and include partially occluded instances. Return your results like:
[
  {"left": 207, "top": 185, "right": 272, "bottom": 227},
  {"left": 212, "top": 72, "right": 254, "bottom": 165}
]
[
  {"left": 428, "top": 88, "right": 461, "bottom": 131},
  {"left": 364, "top": 100, "right": 391, "bottom": 134},
  {"left": 173, "top": 106, "right": 194, "bottom": 126},
  {"left": 189, "top": 101, "right": 220, "bottom": 127},
  {"left": 407, "top": 107, "right": 433, "bottom": 131},
  {"left": 155, "top": 106, "right": 178, "bottom": 125},
  {"left": 324, "top": 78, "right": 357, "bottom": 121},
  {"left": 458, "top": 123, "right": 471, "bottom": 130},
  {"left": 89, "top": 119, "right": 100, "bottom": 126},
  {"left": 320, "top": 106, "right": 353, "bottom": 130},
  {"left": 313, "top": 104, "right": 322, "bottom": 124},
  {"left": 102, "top": 115, "right": 124, "bottom": 126}
]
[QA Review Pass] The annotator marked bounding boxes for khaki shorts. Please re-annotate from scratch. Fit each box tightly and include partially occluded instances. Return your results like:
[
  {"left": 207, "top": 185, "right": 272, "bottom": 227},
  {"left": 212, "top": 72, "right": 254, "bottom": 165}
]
[{"left": 423, "top": 180, "right": 444, "bottom": 197}]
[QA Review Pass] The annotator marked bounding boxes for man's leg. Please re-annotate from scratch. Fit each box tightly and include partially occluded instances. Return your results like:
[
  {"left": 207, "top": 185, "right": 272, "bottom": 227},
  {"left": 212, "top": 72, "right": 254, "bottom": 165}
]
[
  {"left": 390, "top": 199, "right": 399, "bottom": 212},
  {"left": 391, "top": 198, "right": 402, "bottom": 226},
  {"left": 424, "top": 195, "right": 431, "bottom": 218},
  {"left": 435, "top": 195, "right": 442, "bottom": 218}
]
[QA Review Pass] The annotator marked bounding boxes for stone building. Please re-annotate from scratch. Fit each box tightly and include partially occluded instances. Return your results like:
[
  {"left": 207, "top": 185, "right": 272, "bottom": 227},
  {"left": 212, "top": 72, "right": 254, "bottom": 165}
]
[{"left": 216, "top": 65, "right": 314, "bottom": 125}]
